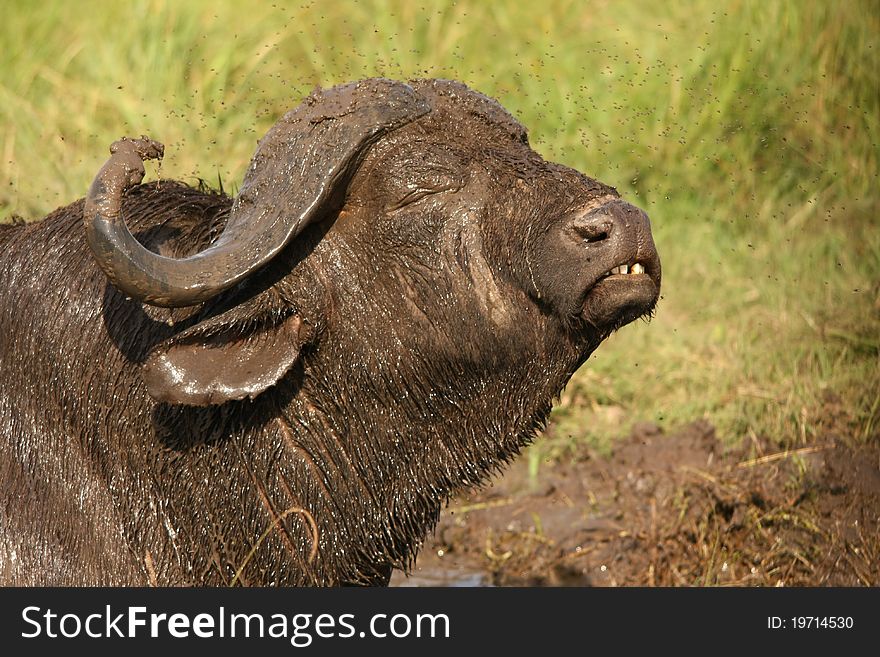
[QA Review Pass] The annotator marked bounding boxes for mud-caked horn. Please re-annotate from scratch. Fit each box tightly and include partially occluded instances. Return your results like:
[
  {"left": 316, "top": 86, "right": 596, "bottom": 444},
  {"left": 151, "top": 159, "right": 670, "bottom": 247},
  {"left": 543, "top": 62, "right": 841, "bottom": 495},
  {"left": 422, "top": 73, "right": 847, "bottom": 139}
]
[{"left": 84, "top": 79, "right": 431, "bottom": 307}]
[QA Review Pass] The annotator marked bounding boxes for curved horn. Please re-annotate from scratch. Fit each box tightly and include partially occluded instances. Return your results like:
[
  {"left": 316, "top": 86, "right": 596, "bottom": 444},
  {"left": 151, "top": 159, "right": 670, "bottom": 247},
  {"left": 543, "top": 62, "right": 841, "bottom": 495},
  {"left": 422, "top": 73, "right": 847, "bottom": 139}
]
[{"left": 84, "top": 79, "right": 431, "bottom": 307}]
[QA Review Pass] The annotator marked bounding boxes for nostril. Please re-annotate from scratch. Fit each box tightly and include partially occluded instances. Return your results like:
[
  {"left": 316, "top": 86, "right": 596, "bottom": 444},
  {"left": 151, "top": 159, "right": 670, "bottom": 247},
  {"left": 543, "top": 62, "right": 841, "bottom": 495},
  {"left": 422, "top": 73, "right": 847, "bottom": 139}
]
[{"left": 571, "top": 215, "right": 614, "bottom": 244}]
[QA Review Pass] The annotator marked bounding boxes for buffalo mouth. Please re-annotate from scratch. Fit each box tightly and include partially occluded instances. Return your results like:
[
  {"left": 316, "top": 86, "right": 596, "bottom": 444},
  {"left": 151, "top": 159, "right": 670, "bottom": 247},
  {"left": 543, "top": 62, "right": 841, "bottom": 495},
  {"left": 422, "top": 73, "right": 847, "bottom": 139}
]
[{"left": 579, "top": 258, "right": 660, "bottom": 333}]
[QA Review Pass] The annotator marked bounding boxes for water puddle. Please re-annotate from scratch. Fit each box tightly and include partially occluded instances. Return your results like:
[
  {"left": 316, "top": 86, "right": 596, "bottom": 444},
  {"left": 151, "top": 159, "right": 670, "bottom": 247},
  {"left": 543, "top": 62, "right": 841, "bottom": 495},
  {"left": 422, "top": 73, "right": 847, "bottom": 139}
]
[{"left": 389, "top": 566, "right": 491, "bottom": 587}]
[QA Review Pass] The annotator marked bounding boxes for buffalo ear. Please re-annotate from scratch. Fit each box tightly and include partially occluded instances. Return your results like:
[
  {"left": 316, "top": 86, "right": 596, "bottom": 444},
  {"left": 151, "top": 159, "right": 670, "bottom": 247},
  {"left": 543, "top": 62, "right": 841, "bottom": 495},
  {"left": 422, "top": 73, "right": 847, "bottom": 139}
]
[{"left": 142, "top": 311, "right": 303, "bottom": 406}]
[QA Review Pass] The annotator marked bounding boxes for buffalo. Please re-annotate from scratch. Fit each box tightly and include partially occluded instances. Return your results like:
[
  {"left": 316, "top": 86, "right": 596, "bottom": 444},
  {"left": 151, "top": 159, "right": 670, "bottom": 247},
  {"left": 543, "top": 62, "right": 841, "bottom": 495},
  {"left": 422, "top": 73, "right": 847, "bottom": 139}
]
[{"left": 0, "top": 78, "right": 660, "bottom": 585}]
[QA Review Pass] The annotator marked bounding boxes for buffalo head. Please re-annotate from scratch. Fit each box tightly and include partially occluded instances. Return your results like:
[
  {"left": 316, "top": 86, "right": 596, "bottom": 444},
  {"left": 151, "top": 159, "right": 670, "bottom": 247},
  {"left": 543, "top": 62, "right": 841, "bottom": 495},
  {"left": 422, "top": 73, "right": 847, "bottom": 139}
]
[{"left": 84, "top": 78, "right": 660, "bottom": 410}]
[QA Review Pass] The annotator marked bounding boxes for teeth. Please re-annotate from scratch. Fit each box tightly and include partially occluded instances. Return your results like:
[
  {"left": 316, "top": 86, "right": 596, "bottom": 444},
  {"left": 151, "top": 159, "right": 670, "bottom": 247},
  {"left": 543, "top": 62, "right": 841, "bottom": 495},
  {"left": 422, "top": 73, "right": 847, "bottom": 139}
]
[{"left": 605, "top": 263, "right": 645, "bottom": 277}]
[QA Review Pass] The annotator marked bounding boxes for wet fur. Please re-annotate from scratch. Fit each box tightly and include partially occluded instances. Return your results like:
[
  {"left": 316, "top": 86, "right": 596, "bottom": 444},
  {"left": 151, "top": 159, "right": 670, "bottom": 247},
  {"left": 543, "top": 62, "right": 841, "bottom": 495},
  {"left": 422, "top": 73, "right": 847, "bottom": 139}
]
[{"left": 0, "top": 80, "right": 654, "bottom": 585}]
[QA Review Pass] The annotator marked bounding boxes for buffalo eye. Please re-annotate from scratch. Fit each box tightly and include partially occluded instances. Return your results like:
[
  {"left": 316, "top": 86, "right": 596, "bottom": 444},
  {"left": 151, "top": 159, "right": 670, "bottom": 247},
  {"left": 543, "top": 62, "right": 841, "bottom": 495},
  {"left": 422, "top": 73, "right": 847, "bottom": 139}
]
[
  {"left": 388, "top": 167, "right": 465, "bottom": 211},
  {"left": 371, "top": 142, "right": 466, "bottom": 211}
]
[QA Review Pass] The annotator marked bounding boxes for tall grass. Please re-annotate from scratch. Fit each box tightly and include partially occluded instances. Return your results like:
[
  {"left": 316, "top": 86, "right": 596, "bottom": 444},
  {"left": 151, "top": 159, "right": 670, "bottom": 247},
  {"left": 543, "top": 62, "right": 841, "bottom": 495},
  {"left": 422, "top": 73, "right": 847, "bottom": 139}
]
[{"left": 2, "top": 0, "right": 877, "bottom": 453}]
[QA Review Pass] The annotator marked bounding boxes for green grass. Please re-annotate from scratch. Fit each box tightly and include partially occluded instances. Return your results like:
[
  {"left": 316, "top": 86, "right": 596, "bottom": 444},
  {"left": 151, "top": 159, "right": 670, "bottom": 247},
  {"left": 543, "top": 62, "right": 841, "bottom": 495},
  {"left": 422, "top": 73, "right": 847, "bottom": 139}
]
[{"left": 2, "top": 0, "right": 877, "bottom": 455}]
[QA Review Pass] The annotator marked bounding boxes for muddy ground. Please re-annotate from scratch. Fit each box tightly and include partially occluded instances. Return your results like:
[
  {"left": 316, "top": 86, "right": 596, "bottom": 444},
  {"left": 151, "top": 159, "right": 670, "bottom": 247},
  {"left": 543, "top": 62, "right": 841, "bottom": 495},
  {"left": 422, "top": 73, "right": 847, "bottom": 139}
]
[{"left": 391, "top": 419, "right": 879, "bottom": 587}]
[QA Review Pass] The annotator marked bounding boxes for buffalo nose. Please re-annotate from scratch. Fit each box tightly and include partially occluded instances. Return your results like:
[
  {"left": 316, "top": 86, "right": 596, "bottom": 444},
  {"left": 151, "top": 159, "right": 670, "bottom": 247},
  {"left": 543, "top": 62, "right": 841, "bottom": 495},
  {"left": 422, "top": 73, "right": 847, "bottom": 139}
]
[{"left": 570, "top": 209, "right": 614, "bottom": 244}]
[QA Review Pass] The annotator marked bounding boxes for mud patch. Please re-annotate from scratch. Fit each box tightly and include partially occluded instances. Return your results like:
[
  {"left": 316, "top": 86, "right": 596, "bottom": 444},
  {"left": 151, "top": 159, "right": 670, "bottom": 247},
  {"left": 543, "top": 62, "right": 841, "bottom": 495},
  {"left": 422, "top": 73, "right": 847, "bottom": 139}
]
[{"left": 391, "top": 420, "right": 879, "bottom": 586}]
